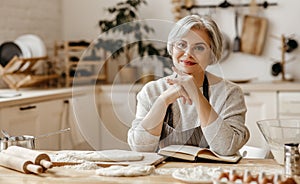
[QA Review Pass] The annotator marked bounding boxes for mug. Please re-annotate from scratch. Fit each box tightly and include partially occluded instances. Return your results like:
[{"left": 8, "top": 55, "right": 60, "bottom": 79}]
[
  {"left": 285, "top": 38, "right": 298, "bottom": 53},
  {"left": 271, "top": 62, "right": 282, "bottom": 76}
]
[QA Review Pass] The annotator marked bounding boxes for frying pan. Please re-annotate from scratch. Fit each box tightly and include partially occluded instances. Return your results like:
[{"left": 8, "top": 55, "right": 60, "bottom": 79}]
[{"left": 0, "top": 42, "right": 22, "bottom": 67}]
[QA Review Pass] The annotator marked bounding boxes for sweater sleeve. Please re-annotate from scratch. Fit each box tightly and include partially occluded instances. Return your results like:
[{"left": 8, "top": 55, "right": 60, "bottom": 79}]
[
  {"left": 202, "top": 83, "right": 249, "bottom": 155},
  {"left": 127, "top": 82, "right": 161, "bottom": 152}
]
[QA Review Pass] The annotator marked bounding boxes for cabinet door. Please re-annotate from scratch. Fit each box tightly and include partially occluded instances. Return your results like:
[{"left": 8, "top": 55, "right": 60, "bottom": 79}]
[
  {"left": 0, "top": 104, "right": 39, "bottom": 137},
  {"left": 98, "top": 91, "right": 136, "bottom": 150},
  {"left": 36, "top": 100, "right": 65, "bottom": 150},
  {"left": 243, "top": 92, "right": 277, "bottom": 149},
  {"left": 0, "top": 100, "right": 65, "bottom": 150}
]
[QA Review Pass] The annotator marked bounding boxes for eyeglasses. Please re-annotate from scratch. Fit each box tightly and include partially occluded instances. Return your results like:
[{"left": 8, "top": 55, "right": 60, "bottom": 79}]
[{"left": 173, "top": 40, "right": 210, "bottom": 55}]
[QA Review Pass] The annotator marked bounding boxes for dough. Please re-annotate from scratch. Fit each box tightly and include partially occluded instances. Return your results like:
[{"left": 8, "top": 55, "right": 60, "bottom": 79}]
[
  {"left": 75, "top": 150, "right": 144, "bottom": 162},
  {"left": 95, "top": 164, "right": 155, "bottom": 177},
  {"left": 58, "top": 150, "right": 144, "bottom": 162}
]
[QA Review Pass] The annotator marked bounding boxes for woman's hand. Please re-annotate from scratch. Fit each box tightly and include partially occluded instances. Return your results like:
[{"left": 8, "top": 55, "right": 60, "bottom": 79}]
[{"left": 166, "top": 67, "right": 200, "bottom": 105}]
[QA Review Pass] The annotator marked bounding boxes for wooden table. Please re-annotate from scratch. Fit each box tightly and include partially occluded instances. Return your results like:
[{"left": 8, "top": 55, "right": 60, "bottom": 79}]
[{"left": 0, "top": 158, "right": 297, "bottom": 184}]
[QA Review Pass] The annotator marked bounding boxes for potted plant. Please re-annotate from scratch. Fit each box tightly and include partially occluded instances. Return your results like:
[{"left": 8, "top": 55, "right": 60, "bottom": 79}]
[{"left": 94, "top": 0, "right": 171, "bottom": 83}]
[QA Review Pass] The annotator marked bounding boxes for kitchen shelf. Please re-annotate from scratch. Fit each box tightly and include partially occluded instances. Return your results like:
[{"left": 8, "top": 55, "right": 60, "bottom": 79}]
[{"left": 54, "top": 40, "right": 108, "bottom": 87}]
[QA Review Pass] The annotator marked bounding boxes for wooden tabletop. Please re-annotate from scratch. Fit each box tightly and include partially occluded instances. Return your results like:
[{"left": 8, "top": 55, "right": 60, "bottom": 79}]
[{"left": 0, "top": 158, "right": 297, "bottom": 184}]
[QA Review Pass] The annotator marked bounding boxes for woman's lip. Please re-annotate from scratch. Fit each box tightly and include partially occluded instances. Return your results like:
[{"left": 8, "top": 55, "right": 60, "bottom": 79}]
[{"left": 181, "top": 60, "right": 197, "bottom": 66}]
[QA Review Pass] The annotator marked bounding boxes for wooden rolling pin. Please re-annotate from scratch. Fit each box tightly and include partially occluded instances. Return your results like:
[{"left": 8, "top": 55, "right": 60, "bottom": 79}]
[
  {"left": 0, "top": 152, "right": 43, "bottom": 174},
  {"left": 3, "top": 146, "right": 53, "bottom": 169}
]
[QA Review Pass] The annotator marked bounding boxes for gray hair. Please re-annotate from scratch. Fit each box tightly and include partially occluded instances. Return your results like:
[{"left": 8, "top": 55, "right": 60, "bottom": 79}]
[{"left": 167, "top": 15, "right": 223, "bottom": 65}]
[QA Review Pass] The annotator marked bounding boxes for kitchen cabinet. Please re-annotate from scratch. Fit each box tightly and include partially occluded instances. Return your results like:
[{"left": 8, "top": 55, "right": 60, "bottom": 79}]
[
  {"left": 0, "top": 99, "right": 65, "bottom": 150},
  {"left": 278, "top": 92, "right": 300, "bottom": 118},
  {"left": 97, "top": 86, "right": 138, "bottom": 150},
  {"left": 242, "top": 91, "right": 278, "bottom": 150},
  {"left": 60, "top": 95, "right": 98, "bottom": 150}
]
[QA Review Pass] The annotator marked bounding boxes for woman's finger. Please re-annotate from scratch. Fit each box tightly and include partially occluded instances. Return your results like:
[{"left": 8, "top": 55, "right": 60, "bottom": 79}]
[
  {"left": 178, "top": 86, "right": 192, "bottom": 105},
  {"left": 181, "top": 96, "right": 186, "bottom": 104},
  {"left": 172, "top": 67, "right": 186, "bottom": 77}
]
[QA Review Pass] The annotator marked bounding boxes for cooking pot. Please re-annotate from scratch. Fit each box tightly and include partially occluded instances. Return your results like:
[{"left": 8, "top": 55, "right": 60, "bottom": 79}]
[
  {"left": 0, "top": 135, "right": 35, "bottom": 151},
  {"left": 0, "top": 128, "right": 70, "bottom": 151}
]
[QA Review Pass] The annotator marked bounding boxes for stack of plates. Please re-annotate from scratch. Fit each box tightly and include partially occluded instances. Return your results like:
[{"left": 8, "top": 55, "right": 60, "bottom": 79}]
[
  {"left": 0, "top": 34, "right": 47, "bottom": 67},
  {"left": 14, "top": 34, "right": 47, "bottom": 58}
]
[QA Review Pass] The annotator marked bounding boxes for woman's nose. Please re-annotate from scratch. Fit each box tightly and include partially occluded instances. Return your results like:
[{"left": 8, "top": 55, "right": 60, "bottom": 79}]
[{"left": 183, "top": 46, "right": 193, "bottom": 56}]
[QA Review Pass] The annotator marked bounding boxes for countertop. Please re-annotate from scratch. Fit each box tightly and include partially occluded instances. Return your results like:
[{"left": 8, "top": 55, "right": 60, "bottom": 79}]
[
  {"left": 0, "top": 86, "right": 96, "bottom": 108},
  {"left": 1, "top": 81, "right": 300, "bottom": 108},
  {"left": 0, "top": 158, "right": 297, "bottom": 184}
]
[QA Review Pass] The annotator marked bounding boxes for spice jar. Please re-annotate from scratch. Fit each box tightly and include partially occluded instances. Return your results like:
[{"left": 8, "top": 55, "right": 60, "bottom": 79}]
[{"left": 284, "top": 143, "right": 300, "bottom": 176}]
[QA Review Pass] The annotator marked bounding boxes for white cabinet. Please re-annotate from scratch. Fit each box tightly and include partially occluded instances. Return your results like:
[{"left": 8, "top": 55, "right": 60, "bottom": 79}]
[
  {"left": 243, "top": 91, "right": 277, "bottom": 149},
  {"left": 278, "top": 92, "right": 300, "bottom": 118},
  {"left": 97, "top": 89, "right": 137, "bottom": 150},
  {"left": 0, "top": 99, "right": 65, "bottom": 150},
  {"left": 60, "top": 95, "right": 98, "bottom": 150}
]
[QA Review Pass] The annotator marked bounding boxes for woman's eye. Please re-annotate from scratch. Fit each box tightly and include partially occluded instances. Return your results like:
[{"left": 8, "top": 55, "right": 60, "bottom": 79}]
[
  {"left": 176, "top": 41, "right": 187, "bottom": 49},
  {"left": 193, "top": 45, "right": 205, "bottom": 52}
]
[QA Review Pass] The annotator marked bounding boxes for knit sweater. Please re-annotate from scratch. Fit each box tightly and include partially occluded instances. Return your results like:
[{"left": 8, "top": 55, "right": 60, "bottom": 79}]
[{"left": 127, "top": 76, "right": 249, "bottom": 155}]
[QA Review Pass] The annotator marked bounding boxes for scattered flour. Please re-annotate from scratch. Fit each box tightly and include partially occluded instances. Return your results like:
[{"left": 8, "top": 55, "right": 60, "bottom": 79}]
[
  {"left": 62, "top": 162, "right": 100, "bottom": 170},
  {"left": 49, "top": 151, "right": 99, "bottom": 170}
]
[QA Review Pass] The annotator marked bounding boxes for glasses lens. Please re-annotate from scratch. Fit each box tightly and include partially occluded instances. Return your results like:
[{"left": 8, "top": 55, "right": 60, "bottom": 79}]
[
  {"left": 174, "top": 40, "right": 209, "bottom": 55},
  {"left": 174, "top": 40, "right": 187, "bottom": 51}
]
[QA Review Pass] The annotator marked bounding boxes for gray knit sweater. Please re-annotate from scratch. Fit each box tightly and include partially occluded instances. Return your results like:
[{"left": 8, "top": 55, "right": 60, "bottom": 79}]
[{"left": 127, "top": 76, "right": 249, "bottom": 155}]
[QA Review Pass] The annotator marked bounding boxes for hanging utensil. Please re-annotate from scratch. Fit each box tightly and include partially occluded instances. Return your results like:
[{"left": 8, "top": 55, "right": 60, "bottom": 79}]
[
  {"left": 35, "top": 128, "right": 70, "bottom": 140},
  {"left": 1, "top": 130, "right": 11, "bottom": 139},
  {"left": 233, "top": 9, "right": 241, "bottom": 52}
]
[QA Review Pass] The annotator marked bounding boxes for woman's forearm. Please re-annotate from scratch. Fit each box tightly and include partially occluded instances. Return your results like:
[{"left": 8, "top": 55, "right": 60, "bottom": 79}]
[{"left": 140, "top": 96, "right": 169, "bottom": 136}]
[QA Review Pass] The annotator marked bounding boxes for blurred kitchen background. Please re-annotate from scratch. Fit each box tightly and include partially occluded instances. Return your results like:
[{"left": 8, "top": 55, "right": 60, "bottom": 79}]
[
  {"left": 0, "top": 0, "right": 300, "bottom": 88},
  {"left": 0, "top": 0, "right": 300, "bottom": 154}
]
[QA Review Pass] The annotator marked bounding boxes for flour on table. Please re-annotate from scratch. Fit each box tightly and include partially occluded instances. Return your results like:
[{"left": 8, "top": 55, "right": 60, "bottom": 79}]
[
  {"left": 73, "top": 150, "right": 144, "bottom": 162},
  {"left": 95, "top": 164, "right": 155, "bottom": 177},
  {"left": 62, "top": 162, "right": 100, "bottom": 170},
  {"left": 50, "top": 149, "right": 144, "bottom": 162}
]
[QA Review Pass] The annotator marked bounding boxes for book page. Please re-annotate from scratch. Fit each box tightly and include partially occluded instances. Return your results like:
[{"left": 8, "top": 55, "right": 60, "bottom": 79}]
[
  {"left": 160, "top": 145, "right": 202, "bottom": 157},
  {"left": 198, "top": 149, "right": 241, "bottom": 162}
]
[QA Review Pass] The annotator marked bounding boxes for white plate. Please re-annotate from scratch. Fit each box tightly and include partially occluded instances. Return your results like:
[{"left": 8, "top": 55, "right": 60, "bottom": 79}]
[
  {"left": 172, "top": 167, "right": 218, "bottom": 184},
  {"left": 14, "top": 40, "right": 32, "bottom": 58},
  {"left": 15, "top": 34, "right": 47, "bottom": 57}
]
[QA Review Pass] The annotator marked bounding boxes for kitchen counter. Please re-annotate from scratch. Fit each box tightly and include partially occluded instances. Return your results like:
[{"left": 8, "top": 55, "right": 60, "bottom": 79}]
[
  {"left": 0, "top": 158, "right": 297, "bottom": 184},
  {"left": 238, "top": 81, "right": 300, "bottom": 92},
  {"left": 99, "top": 81, "right": 300, "bottom": 92},
  {"left": 0, "top": 86, "right": 97, "bottom": 108},
  {"left": 1, "top": 81, "right": 300, "bottom": 108}
]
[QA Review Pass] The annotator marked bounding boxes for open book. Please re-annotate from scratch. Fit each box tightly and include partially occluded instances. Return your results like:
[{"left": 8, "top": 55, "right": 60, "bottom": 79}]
[{"left": 158, "top": 145, "right": 242, "bottom": 163}]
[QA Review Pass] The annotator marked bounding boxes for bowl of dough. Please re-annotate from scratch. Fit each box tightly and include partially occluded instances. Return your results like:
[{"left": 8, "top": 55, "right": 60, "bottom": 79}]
[{"left": 257, "top": 119, "right": 300, "bottom": 165}]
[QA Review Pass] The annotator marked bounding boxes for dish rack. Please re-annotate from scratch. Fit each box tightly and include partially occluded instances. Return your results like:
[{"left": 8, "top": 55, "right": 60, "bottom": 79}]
[{"left": 0, "top": 56, "right": 58, "bottom": 89}]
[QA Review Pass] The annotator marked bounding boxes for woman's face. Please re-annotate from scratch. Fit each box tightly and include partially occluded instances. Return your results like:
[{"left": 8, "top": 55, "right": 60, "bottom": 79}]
[{"left": 171, "top": 27, "right": 211, "bottom": 76}]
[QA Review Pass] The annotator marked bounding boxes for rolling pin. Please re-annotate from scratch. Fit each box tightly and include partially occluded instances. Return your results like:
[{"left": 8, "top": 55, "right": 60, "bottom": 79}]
[
  {"left": 3, "top": 146, "right": 53, "bottom": 169},
  {"left": 0, "top": 152, "right": 43, "bottom": 174}
]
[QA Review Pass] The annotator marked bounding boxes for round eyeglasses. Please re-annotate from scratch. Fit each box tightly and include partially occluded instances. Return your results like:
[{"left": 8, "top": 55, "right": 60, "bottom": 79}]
[{"left": 173, "top": 40, "right": 209, "bottom": 55}]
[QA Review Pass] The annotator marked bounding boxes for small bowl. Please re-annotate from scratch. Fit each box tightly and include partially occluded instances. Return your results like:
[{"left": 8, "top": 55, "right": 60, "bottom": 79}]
[
  {"left": 0, "top": 135, "right": 35, "bottom": 151},
  {"left": 257, "top": 119, "right": 300, "bottom": 165}
]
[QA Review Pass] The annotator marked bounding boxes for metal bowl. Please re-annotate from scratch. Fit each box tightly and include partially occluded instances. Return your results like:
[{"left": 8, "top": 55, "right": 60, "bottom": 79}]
[{"left": 0, "top": 135, "right": 35, "bottom": 151}]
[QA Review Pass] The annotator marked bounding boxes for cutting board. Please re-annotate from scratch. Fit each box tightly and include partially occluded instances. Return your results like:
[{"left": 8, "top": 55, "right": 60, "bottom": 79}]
[{"left": 241, "top": 15, "right": 268, "bottom": 55}]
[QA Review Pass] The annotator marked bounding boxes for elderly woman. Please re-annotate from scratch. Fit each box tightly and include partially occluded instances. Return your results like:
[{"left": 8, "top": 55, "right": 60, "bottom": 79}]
[{"left": 127, "top": 15, "right": 249, "bottom": 156}]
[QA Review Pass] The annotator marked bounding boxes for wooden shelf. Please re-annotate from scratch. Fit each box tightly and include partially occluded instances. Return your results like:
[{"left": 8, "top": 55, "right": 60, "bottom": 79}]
[{"left": 54, "top": 41, "right": 108, "bottom": 87}]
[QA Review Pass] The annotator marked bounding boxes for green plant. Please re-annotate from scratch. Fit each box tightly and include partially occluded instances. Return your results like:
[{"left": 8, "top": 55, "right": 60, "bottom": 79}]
[{"left": 95, "top": 0, "right": 170, "bottom": 69}]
